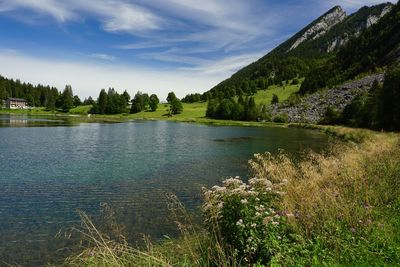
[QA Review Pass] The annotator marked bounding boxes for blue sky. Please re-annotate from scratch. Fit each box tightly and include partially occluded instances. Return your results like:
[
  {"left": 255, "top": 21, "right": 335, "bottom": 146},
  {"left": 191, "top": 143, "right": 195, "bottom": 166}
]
[{"left": 0, "top": 0, "right": 396, "bottom": 99}]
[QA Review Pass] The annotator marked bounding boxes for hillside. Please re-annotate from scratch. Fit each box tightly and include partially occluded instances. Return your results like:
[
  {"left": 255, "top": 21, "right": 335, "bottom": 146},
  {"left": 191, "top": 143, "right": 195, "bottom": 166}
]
[{"left": 206, "top": 2, "right": 393, "bottom": 99}]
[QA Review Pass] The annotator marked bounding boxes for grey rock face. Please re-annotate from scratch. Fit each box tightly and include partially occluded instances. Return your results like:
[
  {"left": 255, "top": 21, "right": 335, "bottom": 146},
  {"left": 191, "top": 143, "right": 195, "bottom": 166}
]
[
  {"left": 271, "top": 74, "right": 384, "bottom": 124},
  {"left": 327, "top": 4, "right": 393, "bottom": 52},
  {"left": 289, "top": 6, "right": 347, "bottom": 51}
]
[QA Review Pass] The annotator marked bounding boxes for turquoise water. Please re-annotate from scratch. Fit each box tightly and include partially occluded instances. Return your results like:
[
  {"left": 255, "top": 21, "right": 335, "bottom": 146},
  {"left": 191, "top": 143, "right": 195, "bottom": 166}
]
[{"left": 0, "top": 115, "right": 329, "bottom": 266}]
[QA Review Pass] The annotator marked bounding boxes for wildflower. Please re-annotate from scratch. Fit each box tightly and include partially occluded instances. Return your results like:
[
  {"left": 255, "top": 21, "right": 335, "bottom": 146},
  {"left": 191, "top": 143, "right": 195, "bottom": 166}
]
[
  {"left": 263, "top": 216, "right": 273, "bottom": 225},
  {"left": 236, "top": 219, "right": 244, "bottom": 226},
  {"left": 251, "top": 223, "right": 257, "bottom": 228},
  {"left": 241, "top": 199, "right": 248, "bottom": 204},
  {"left": 277, "top": 235, "right": 282, "bottom": 240},
  {"left": 272, "top": 221, "right": 279, "bottom": 226},
  {"left": 255, "top": 212, "right": 261, "bottom": 217}
]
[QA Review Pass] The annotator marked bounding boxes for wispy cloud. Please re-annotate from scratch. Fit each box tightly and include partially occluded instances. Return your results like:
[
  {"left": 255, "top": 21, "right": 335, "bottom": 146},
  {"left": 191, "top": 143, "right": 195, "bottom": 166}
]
[
  {"left": 89, "top": 53, "right": 116, "bottom": 61},
  {"left": 0, "top": 0, "right": 162, "bottom": 32},
  {"left": 0, "top": 0, "right": 75, "bottom": 22},
  {"left": 180, "top": 52, "right": 265, "bottom": 75}
]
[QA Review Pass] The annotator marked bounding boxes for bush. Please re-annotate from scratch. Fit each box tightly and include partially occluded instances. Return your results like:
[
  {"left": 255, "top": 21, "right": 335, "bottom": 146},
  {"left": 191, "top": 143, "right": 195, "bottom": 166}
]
[
  {"left": 272, "top": 114, "right": 288, "bottom": 123},
  {"left": 320, "top": 106, "right": 341, "bottom": 125},
  {"left": 203, "top": 153, "right": 296, "bottom": 265},
  {"left": 285, "top": 94, "right": 301, "bottom": 107},
  {"left": 271, "top": 94, "right": 279, "bottom": 105}
]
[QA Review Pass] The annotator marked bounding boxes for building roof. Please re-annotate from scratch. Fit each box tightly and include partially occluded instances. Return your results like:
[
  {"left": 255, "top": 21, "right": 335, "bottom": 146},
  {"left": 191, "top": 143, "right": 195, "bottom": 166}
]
[{"left": 6, "top": 98, "right": 27, "bottom": 102}]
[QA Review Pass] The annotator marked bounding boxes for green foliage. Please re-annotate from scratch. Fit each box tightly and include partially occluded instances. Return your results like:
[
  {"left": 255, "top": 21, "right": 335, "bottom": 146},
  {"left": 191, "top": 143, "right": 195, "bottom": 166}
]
[
  {"left": 182, "top": 93, "right": 202, "bottom": 103},
  {"left": 323, "top": 66, "right": 400, "bottom": 131},
  {"left": 149, "top": 94, "right": 159, "bottom": 112},
  {"left": 320, "top": 106, "right": 342, "bottom": 125},
  {"left": 0, "top": 75, "right": 60, "bottom": 108},
  {"left": 83, "top": 96, "right": 95, "bottom": 106},
  {"left": 130, "top": 91, "right": 149, "bottom": 114},
  {"left": 206, "top": 97, "right": 262, "bottom": 121},
  {"left": 92, "top": 88, "right": 128, "bottom": 114},
  {"left": 170, "top": 98, "right": 183, "bottom": 114},
  {"left": 203, "top": 176, "right": 292, "bottom": 265},
  {"left": 272, "top": 114, "right": 288, "bottom": 123},
  {"left": 271, "top": 94, "right": 279, "bottom": 104},
  {"left": 378, "top": 66, "right": 400, "bottom": 130},
  {"left": 122, "top": 90, "right": 130, "bottom": 105},
  {"left": 202, "top": 133, "right": 400, "bottom": 266},
  {"left": 167, "top": 92, "right": 177, "bottom": 103},
  {"left": 61, "top": 85, "right": 74, "bottom": 112},
  {"left": 291, "top": 78, "right": 299, "bottom": 85},
  {"left": 73, "top": 95, "right": 81, "bottom": 107}
]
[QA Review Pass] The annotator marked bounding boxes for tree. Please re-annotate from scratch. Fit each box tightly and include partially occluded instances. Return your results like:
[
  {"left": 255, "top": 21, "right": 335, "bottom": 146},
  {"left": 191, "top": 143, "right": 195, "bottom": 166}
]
[
  {"left": 97, "top": 89, "right": 108, "bottom": 114},
  {"left": 61, "top": 85, "right": 74, "bottom": 112},
  {"left": 170, "top": 98, "right": 183, "bottom": 114},
  {"left": 271, "top": 94, "right": 279, "bottom": 104},
  {"left": 83, "top": 96, "right": 95, "bottom": 105},
  {"left": 377, "top": 66, "right": 400, "bottom": 130},
  {"left": 130, "top": 91, "right": 148, "bottom": 114},
  {"left": 122, "top": 90, "right": 131, "bottom": 105},
  {"left": 167, "top": 92, "right": 177, "bottom": 103},
  {"left": 149, "top": 94, "right": 159, "bottom": 111},
  {"left": 206, "top": 100, "right": 218, "bottom": 118},
  {"left": 73, "top": 95, "right": 81, "bottom": 107}
]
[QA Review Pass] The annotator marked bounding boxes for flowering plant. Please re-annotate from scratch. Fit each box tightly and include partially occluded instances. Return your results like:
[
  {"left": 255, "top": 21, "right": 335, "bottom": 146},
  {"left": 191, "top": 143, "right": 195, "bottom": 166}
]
[{"left": 203, "top": 152, "right": 295, "bottom": 264}]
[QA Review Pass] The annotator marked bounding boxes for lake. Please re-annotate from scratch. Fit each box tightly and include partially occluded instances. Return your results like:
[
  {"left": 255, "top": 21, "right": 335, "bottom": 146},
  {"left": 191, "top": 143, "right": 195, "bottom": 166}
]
[{"left": 0, "top": 115, "right": 329, "bottom": 266}]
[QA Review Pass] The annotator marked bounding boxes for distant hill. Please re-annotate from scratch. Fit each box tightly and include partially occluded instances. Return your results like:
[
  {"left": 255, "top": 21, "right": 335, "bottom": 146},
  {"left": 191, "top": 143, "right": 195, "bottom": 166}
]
[{"left": 205, "top": 2, "right": 393, "bottom": 99}]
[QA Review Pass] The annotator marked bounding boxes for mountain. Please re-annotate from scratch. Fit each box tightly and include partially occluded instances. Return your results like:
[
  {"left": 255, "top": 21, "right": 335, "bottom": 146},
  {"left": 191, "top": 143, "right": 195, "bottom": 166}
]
[
  {"left": 205, "top": 2, "right": 394, "bottom": 99},
  {"left": 300, "top": 1, "right": 400, "bottom": 94}
]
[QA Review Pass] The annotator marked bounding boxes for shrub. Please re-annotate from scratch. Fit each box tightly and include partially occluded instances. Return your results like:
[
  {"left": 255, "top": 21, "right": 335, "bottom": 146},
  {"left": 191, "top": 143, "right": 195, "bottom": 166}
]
[
  {"left": 203, "top": 153, "right": 296, "bottom": 265},
  {"left": 272, "top": 114, "right": 288, "bottom": 123}
]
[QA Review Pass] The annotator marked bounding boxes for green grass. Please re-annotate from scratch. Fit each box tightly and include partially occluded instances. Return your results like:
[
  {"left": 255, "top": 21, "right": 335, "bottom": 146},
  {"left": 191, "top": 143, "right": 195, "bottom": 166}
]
[
  {"left": 0, "top": 83, "right": 301, "bottom": 127},
  {"left": 253, "top": 80, "right": 302, "bottom": 105},
  {"left": 69, "top": 105, "right": 92, "bottom": 114}
]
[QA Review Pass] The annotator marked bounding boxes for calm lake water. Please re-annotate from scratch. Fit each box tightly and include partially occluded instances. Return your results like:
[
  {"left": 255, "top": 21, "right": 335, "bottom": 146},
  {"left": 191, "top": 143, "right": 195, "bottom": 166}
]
[{"left": 0, "top": 114, "right": 329, "bottom": 266}]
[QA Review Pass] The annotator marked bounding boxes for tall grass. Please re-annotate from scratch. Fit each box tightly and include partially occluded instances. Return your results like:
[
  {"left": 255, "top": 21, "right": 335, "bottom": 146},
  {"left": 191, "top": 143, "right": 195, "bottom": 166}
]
[{"left": 64, "top": 128, "right": 400, "bottom": 266}]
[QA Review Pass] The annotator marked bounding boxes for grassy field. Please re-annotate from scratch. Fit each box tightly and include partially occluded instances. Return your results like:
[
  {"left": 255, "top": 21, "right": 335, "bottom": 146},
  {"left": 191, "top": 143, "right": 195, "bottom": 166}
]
[
  {"left": 253, "top": 81, "right": 302, "bottom": 105},
  {"left": 0, "top": 83, "right": 300, "bottom": 127}
]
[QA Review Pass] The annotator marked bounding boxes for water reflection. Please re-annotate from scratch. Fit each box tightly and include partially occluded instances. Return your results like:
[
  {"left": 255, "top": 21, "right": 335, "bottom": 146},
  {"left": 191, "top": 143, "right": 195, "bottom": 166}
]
[{"left": 0, "top": 114, "right": 71, "bottom": 127}]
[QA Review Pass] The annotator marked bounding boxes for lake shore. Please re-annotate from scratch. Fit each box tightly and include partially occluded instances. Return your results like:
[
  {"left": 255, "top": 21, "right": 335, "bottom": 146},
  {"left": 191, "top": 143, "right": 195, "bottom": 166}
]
[
  {"left": 62, "top": 126, "right": 400, "bottom": 266},
  {"left": 0, "top": 108, "right": 291, "bottom": 128}
]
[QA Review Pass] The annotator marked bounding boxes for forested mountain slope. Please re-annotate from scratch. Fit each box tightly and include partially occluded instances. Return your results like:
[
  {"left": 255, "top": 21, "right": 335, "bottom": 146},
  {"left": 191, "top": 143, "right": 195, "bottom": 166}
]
[{"left": 205, "top": 2, "right": 393, "bottom": 99}]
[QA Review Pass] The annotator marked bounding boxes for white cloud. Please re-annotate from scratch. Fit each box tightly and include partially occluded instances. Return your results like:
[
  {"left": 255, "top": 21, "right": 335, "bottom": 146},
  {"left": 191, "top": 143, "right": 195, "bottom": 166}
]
[
  {"left": 89, "top": 53, "right": 116, "bottom": 61},
  {"left": 180, "top": 52, "right": 265, "bottom": 75},
  {"left": 0, "top": 0, "right": 75, "bottom": 21},
  {"left": 0, "top": 0, "right": 162, "bottom": 32},
  {"left": 0, "top": 50, "right": 231, "bottom": 100}
]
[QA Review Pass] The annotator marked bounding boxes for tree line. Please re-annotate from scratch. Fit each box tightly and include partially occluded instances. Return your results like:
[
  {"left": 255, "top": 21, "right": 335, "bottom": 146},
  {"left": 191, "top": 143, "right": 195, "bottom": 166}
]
[
  {"left": 206, "top": 96, "right": 269, "bottom": 122},
  {"left": 0, "top": 75, "right": 83, "bottom": 111},
  {"left": 90, "top": 89, "right": 183, "bottom": 115},
  {"left": 322, "top": 66, "right": 400, "bottom": 131}
]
